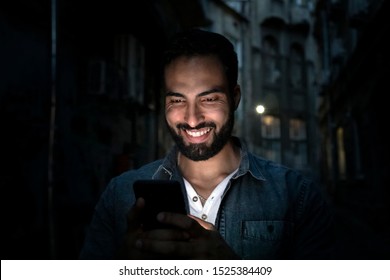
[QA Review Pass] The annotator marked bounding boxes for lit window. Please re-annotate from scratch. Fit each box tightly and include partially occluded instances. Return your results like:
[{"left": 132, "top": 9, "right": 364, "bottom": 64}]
[
  {"left": 289, "top": 118, "right": 306, "bottom": 140},
  {"left": 262, "top": 115, "right": 281, "bottom": 139}
]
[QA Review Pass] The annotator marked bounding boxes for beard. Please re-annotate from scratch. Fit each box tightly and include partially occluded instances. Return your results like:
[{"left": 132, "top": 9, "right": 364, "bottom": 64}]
[{"left": 166, "top": 112, "right": 235, "bottom": 161}]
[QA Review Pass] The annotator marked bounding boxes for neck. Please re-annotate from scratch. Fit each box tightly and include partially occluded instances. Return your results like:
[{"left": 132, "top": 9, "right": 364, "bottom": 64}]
[{"left": 178, "top": 139, "right": 240, "bottom": 196}]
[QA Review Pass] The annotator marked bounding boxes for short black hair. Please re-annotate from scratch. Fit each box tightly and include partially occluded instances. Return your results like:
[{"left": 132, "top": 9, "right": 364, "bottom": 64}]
[{"left": 162, "top": 29, "right": 238, "bottom": 94}]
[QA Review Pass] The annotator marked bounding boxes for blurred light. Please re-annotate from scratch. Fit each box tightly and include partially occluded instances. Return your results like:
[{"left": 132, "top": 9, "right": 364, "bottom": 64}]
[{"left": 256, "top": 105, "right": 265, "bottom": 114}]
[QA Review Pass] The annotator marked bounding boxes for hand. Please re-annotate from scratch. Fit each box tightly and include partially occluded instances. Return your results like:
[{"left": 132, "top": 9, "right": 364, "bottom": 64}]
[
  {"left": 134, "top": 212, "right": 240, "bottom": 259},
  {"left": 116, "top": 198, "right": 160, "bottom": 259}
]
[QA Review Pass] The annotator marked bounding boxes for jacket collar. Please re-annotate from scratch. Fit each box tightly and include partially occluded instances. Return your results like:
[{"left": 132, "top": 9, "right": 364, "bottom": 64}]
[{"left": 153, "top": 136, "right": 266, "bottom": 182}]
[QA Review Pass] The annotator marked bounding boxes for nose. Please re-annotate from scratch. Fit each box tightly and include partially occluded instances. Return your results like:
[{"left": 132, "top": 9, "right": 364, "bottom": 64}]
[{"left": 184, "top": 102, "right": 204, "bottom": 128}]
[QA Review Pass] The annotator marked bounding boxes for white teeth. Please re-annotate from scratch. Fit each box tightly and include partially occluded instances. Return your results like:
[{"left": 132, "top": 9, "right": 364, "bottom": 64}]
[{"left": 185, "top": 128, "right": 211, "bottom": 137}]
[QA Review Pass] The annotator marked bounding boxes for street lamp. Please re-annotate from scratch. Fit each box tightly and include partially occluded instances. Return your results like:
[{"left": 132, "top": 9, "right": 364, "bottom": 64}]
[{"left": 256, "top": 104, "right": 265, "bottom": 114}]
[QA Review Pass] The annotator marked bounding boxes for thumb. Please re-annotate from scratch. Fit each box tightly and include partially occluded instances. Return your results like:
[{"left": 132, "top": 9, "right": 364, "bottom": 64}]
[{"left": 187, "top": 214, "right": 216, "bottom": 231}]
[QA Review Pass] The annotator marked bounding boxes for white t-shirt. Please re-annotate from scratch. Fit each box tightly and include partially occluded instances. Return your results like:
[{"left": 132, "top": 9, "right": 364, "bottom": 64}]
[{"left": 183, "top": 168, "right": 238, "bottom": 225}]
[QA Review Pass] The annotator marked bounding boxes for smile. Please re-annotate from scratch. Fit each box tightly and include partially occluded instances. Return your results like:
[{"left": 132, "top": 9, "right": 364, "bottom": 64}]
[{"left": 184, "top": 127, "right": 212, "bottom": 137}]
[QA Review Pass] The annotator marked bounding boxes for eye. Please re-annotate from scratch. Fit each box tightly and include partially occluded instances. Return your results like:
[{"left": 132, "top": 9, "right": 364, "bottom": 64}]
[
  {"left": 166, "top": 97, "right": 185, "bottom": 105},
  {"left": 202, "top": 96, "right": 218, "bottom": 103},
  {"left": 172, "top": 98, "right": 184, "bottom": 103}
]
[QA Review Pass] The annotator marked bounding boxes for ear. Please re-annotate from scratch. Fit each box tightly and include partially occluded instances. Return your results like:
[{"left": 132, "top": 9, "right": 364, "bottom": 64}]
[{"left": 233, "top": 85, "right": 241, "bottom": 110}]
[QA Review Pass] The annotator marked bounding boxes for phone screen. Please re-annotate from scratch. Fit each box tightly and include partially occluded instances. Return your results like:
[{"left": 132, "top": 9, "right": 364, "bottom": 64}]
[{"left": 133, "top": 179, "right": 187, "bottom": 230}]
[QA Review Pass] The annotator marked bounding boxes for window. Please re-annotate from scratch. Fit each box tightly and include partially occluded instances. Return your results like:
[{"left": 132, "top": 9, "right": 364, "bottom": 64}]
[
  {"left": 336, "top": 127, "right": 346, "bottom": 179},
  {"left": 261, "top": 115, "right": 282, "bottom": 162},
  {"left": 289, "top": 118, "right": 308, "bottom": 168},
  {"left": 292, "top": 0, "right": 315, "bottom": 12},
  {"left": 262, "top": 36, "right": 281, "bottom": 85},
  {"left": 293, "top": 0, "right": 309, "bottom": 7},
  {"left": 289, "top": 44, "right": 305, "bottom": 89},
  {"left": 224, "top": 0, "right": 250, "bottom": 16},
  {"left": 114, "top": 34, "right": 145, "bottom": 102},
  {"left": 289, "top": 118, "right": 306, "bottom": 140},
  {"left": 262, "top": 115, "right": 281, "bottom": 139}
]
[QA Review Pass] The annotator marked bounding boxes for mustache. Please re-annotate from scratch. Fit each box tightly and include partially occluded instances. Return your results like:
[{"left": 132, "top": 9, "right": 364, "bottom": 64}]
[{"left": 176, "top": 122, "right": 216, "bottom": 130}]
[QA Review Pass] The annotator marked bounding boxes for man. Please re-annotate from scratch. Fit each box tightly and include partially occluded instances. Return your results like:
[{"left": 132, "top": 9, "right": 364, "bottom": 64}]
[{"left": 80, "top": 29, "right": 334, "bottom": 259}]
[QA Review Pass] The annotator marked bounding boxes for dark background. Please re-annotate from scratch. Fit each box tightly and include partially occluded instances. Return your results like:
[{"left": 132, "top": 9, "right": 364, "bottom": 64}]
[{"left": 1, "top": 0, "right": 389, "bottom": 259}]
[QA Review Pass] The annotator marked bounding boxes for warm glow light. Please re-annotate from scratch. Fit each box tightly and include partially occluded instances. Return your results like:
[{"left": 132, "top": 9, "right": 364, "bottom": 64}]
[{"left": 255, "top": 105, "right": 265, "bottom": 114}]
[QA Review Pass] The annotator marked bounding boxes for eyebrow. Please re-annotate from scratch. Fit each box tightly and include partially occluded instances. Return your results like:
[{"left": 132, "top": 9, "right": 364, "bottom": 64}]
[{"left": 165, "top": 87, "right": 226, "bottom": 97}]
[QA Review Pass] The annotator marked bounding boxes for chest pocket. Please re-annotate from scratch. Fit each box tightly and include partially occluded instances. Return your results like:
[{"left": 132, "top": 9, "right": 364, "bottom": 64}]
[{"left": 241, "top": 220, "right": 293, "bottom": 259}]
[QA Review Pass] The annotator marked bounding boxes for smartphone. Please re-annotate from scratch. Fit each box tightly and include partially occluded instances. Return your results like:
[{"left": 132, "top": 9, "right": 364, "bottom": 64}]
[{"left": 133, "top": 179, "right": 187, "bottom": 230}]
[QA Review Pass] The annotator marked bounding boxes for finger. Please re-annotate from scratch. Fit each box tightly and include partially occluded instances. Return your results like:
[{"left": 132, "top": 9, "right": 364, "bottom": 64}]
[
  {"left": 187, "top": 214, "right": 216, "bottom": 231},
  {"left": 156, "top": 212, "right": 196, "bottom": 230},
  {"left": 126, "top": 198, "right": 145, "bottom": 230},
  {"left": 157, "top": 212, "right": 210, "bottom": 239}
]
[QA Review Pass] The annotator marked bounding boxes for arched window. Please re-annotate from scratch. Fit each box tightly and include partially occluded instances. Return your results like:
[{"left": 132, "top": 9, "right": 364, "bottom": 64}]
[
  {"left": 289, "top": 43, "right": 305, "bottom": 89},
  {"left": 262, "top": 36, "right": 281, "bottom": 85}
]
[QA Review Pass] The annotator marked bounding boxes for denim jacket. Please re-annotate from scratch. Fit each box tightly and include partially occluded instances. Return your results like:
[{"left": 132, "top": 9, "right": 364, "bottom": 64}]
[{"left": 80, "top": 137, "right": 335, "bottom": 259}]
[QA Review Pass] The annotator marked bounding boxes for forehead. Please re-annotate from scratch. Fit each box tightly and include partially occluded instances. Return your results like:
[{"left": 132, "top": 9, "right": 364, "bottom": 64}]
[{"left": 164, "top": 55, "right": 227, "bottom": 87}]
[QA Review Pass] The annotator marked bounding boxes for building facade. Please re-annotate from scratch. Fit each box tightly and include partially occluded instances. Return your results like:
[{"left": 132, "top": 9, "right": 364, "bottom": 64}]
[
  {"left": 313, "top": 0, "right": 389, "bottom": 257},
  {"left": 159, "top": 0, "right": 323, "bottom": 181}
]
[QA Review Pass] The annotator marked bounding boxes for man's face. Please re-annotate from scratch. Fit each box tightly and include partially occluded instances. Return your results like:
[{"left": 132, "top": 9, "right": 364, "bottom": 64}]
[{"left": 164, "top": 55, "right": 235, "bottom": 161}]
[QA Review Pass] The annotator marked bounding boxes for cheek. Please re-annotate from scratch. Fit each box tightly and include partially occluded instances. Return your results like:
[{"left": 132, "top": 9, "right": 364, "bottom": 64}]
[
  {"left": 165, "top": 109, "right": 182, "bottom": 126},
  {"left": 209, "top": 108, "right": 230, "bottom": 124}
]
